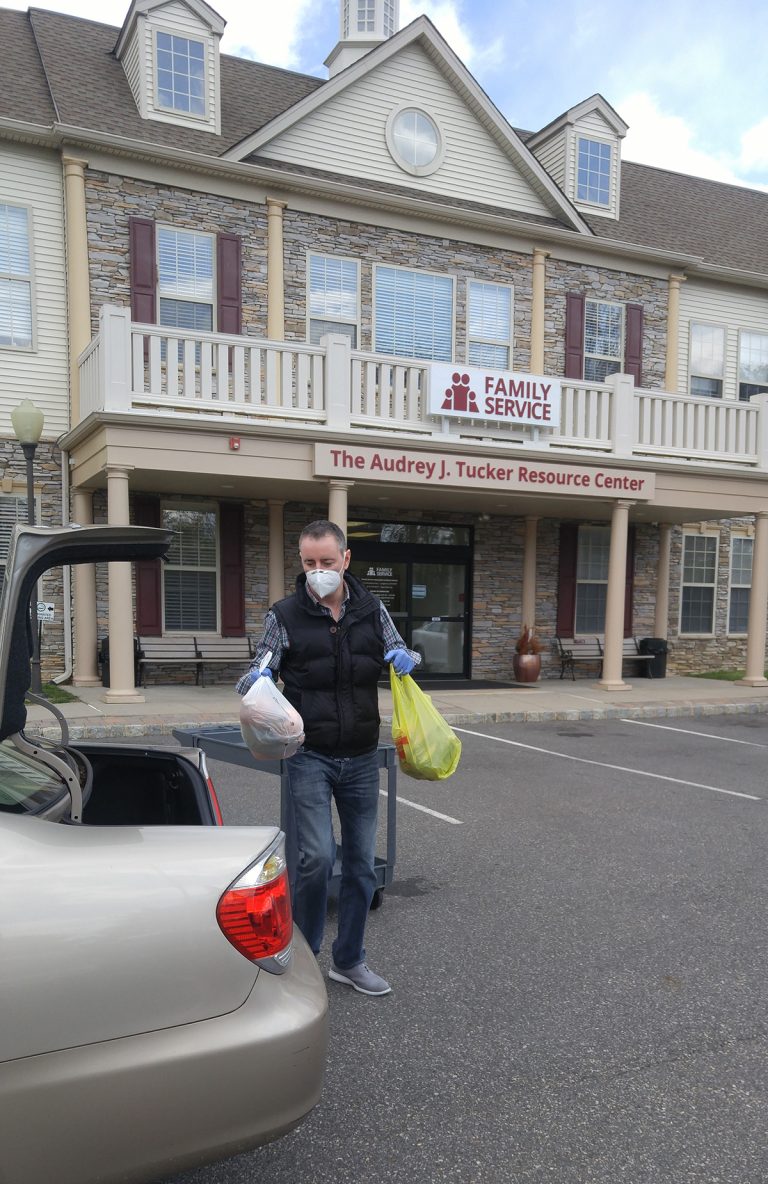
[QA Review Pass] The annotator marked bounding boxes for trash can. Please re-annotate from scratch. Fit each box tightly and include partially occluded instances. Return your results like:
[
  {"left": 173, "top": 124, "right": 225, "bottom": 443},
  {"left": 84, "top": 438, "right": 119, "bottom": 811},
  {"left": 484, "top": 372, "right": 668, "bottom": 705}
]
[
  {"left": 639, "top": 637, "right": 668, "bottom": 678},
  {"left": 99, "top": 636, "right": 140, "bottom": 687}
]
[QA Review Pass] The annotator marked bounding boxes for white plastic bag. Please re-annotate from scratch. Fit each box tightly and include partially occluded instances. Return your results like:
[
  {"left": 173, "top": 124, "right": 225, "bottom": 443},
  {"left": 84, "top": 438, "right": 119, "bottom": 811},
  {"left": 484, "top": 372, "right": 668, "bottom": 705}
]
[{"left": 239, "top": 652, "right": 305, "bottom": 760}]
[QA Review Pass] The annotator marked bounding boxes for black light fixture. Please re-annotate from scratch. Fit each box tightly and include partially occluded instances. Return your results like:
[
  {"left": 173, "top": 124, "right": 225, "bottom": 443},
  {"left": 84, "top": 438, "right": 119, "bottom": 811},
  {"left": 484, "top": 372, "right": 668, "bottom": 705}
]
[{"left": 11, "top": 398, "right": 45, "bottom": 693}]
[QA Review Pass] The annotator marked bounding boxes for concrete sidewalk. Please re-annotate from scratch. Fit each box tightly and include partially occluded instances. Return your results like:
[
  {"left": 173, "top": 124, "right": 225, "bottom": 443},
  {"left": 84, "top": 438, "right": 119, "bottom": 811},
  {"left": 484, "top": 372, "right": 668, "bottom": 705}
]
[{"left": 24, "top": 673, "right": 768, "bottom": 739}]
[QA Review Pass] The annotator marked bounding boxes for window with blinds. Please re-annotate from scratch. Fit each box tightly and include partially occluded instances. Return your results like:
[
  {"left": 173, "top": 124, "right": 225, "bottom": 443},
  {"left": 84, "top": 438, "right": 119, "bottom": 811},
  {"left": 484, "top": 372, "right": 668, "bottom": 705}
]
[
  {"left": 575, "top": 524, "right": 610, "bottom": 634},
  {"left": 162, "top": 506, "right": 218, "bottom": 632},
  {"left": 468, "top": 280, "right": 512, "bottom": 368},
  {"left": 584, "top": 299, "right": 623, "bottom": 383},
  {"left": 728, "top": 535, "right": 752, "bottom": 634},
  {"left": 308, "top": 254, "right": 359, "bottom": 346},
  {"left": 0, "top": 204, "right": 33, "bottom": 349},
  {"left": 689, "top": 322, "right": 725, "bottom": 398},
  {"left": 374, "top": 266, "right": 453, "bottom": 362},
  {"left": 157, "top": 227, "right": 214, "bottom": 333},
  {"left": 0, "top": 495, "right": 29, "bottom": 598}
]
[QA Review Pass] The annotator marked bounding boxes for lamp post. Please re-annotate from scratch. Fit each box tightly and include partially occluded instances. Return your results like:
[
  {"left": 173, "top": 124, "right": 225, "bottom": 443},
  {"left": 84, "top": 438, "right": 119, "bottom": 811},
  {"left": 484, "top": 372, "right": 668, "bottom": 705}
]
[{"left": 11, "top": 398, "right": 45, "bottom": 694}]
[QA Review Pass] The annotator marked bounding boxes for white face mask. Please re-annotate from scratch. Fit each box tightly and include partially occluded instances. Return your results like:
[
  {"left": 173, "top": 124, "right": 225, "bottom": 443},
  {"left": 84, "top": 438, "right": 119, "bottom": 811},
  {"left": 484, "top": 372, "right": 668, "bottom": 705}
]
[{"left": 306, "top": 568, "right": 342, "bottom": 599}]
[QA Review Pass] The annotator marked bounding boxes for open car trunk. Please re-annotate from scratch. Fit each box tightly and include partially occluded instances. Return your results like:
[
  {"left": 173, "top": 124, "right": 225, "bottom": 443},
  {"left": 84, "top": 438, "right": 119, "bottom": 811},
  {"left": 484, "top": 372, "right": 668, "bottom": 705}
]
[{"left": 76, "top": 743, "right": 218, "bottom": 826}]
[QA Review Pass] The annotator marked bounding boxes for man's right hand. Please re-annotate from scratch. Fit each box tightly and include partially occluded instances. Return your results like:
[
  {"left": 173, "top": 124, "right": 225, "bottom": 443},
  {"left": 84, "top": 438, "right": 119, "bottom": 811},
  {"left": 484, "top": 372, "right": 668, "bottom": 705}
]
[{"left": 241, "top": 667, "right": 273, "bottom": 693}]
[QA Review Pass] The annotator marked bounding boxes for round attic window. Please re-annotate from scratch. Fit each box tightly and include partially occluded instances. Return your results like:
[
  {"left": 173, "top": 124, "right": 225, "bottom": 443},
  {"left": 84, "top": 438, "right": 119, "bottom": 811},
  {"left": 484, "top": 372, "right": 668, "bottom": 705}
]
[{"left": 386, "top": 106, "right": 444, "bottom": 176}]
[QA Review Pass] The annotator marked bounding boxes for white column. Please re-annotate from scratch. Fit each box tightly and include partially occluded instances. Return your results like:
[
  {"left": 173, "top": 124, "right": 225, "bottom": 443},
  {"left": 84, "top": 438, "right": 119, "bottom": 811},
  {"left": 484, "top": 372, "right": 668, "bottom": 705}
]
[
  {"left": 328, "top": 480, "right": 353, "bottom": 537},
  {"left": 598, "top": 499, "right": 634, "bottom": 691},
  {"left": 521, "top": 516, "right": 538, "bottom": 633},
  {"left": 62, "top": 155, "right": 92, "bottom": 426},
  {"left": 530, "top": 249, "right": 548, "bottom": 374},
  {"left": 654, "top": 524, "right": 672, "bottom": 638},
  {"left": 266, "top": 199, "right": 286, "bottom": 342},
  {"left": 71, "top": 487, "right": 100, "bottom": 685},
  {"left": 739, "top": 512, "right": 768, "bottom": 686},
  {"left": 103, "top": 465, "right": 143, "bottom": 703},
  {"left": 268, "top": 500, "right": 286, "bottom": 606},
  {"left": 665, "top": 273, "right": 686, "bottom": 392}
]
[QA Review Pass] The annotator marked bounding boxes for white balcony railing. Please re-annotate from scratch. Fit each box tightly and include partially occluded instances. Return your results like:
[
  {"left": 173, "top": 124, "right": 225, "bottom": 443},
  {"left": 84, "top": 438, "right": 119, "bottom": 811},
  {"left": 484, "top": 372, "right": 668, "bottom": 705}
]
[{"left": 77, "top": 304, "right": 768, "bottom": 470}]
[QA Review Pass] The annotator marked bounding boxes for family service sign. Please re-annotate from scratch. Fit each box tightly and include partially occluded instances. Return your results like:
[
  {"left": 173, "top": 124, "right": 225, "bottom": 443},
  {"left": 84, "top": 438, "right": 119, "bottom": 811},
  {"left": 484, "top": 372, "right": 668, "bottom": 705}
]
[
  {"left": 314, "top": 444, "right": 656, "bottom": 499},
  {"left": 429, "top": 364, "right": 561, "bottom": 426}
]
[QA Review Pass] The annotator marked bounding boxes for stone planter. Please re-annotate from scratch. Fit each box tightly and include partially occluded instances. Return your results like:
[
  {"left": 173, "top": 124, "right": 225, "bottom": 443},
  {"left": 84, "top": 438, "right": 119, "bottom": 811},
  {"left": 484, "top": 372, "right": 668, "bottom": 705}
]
[{"left": 513, "top": 653, "right": 541, "bottom": 683}]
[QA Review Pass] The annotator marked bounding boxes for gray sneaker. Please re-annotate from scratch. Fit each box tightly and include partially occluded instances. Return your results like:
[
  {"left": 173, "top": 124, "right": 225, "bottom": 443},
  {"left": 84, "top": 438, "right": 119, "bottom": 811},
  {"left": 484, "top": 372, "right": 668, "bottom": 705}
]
[{"left": 329, "top": 961, "right": 392, "bottom": 996}]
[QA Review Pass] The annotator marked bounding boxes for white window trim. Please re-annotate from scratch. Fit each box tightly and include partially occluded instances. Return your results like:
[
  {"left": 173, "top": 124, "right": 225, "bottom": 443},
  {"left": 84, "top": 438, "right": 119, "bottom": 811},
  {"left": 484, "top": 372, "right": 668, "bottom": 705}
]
[
  {"left": 688, "top": 320, "right": 726, "bottom": 398},
  {"left": 373, "top": 263, "right": 456, "bottom": 363},
  {"left": 0, "top": 201, "right": 36, "bottom": 353},
  {"left": 727, "top": 531, "right": 753, "bottom": 637},
  {"left": 574, "top": 523, "right": 610, "bottom": 637},
  {"left": 465, "top": 279, "right": 514, "bottom": 367},
  {"left": 679, "top": 530, "right": 719, "bottom": 638},
  {"left": 737, "top": 327, "right": 768, "bottom": 401},
  {"left": 385, "top": 103, "right": 445, "bottom": 177},
  {"left": 153, "top": 25, "right": 209, "bottom": 124},
  {"left": 584, "top": 298, "right": 624, "bottom": 379},
  {"left": 575, "top": 134, "right": 614, "bottom": 210},
  {"left": 161, "top": 501, "right": 220, "bottom": 635},
  {"left": 305, "top": 251, "right": 361, "bottom": 347},
  {"left": 156, "top": 225, "right": 216, "bottom": 332}
]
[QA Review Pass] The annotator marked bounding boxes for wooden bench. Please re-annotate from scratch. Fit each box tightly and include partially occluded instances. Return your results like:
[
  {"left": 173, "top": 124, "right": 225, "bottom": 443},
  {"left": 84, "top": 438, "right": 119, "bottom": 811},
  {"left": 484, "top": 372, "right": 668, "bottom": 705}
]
[
  {"left": 137, "top": 635, "right": 202, "bottom": 687},
  {"left": 554, "top": 637, "right": 656, "bottom": 680},
  {"left": 196, "top": 635, "right": 254, "bottom": 687}
]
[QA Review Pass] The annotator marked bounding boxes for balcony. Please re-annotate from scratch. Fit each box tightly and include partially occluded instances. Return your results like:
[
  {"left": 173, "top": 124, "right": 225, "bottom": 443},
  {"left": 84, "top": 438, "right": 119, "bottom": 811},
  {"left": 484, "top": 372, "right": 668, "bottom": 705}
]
[{"left": 78, "top": 305, "right": 768, "bottom": 470}]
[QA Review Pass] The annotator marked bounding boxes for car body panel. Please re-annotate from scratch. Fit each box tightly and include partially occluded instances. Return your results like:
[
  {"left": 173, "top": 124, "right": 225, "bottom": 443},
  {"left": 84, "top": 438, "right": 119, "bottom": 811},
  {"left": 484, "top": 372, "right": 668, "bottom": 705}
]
[
  {"left": 0, "top": 814, "right": 285, "bottom": 1059},
  {"left": 0, "top": 934, "right": 328, "bottom": 1184}
]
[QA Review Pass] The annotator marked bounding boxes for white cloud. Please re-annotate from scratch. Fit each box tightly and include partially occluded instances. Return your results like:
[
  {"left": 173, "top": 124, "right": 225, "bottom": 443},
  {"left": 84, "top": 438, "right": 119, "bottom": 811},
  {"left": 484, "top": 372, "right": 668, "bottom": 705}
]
[
  {"left": 619, "top": 91, "right": 768, "bottom": 191},
  {"left": 219, "top": 0, "right": 316, "bottom": 69}
]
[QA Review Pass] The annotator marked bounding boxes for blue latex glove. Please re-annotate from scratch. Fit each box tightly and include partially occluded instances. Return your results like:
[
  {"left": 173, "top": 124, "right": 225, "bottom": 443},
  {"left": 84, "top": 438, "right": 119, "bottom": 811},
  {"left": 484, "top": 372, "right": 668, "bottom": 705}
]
[
  {"left": 385, "top": 648, "right": 415, "bottom": 676},
  {"left": 242, "top": 667, "right": 273, "bottom": 693}
]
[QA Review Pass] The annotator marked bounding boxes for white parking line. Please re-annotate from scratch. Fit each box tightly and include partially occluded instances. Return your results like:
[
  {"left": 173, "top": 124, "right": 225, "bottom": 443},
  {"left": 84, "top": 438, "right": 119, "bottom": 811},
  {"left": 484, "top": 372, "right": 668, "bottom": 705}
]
[
  {"left": 621, "top": 718, "right": 768, "bottom": 748},
  {"left": 453, "top": 727, "right": 761, "bottom": 801},
  {"left": 380, "top": 789, "right": 463, "bottom": 824}
]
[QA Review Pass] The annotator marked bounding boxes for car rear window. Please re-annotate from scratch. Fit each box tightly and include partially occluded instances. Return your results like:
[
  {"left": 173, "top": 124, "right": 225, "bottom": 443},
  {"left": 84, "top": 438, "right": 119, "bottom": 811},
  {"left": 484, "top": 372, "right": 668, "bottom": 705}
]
[{"left": 0, "top": 739, "right": 66, "bottom": 814}]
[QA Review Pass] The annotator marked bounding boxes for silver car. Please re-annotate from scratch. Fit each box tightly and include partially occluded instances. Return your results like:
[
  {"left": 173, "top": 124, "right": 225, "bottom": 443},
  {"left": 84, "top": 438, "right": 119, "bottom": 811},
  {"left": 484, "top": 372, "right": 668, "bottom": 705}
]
[{"left": 0, "top": 524, "right": 328, "bottom": 1184}]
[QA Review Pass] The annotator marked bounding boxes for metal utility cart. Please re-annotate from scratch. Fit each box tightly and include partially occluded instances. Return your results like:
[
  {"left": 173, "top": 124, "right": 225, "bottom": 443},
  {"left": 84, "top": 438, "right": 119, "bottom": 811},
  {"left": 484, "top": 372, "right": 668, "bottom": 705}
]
[{"left": 173, "top": 726, "right": 397, "bottom": 909}]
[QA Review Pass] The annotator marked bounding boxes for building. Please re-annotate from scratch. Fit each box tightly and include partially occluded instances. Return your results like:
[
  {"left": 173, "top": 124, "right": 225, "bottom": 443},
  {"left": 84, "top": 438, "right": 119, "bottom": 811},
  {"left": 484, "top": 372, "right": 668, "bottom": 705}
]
[{"left": 1, "top": 0, "right": 767, "bottom": 697}]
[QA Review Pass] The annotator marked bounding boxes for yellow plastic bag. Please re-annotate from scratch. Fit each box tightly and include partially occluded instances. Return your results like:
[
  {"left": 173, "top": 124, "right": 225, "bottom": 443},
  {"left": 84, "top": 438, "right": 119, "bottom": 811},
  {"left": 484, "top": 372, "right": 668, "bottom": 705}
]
[{"left": 389, "top": 667, "right": 461, "bottom": 781}]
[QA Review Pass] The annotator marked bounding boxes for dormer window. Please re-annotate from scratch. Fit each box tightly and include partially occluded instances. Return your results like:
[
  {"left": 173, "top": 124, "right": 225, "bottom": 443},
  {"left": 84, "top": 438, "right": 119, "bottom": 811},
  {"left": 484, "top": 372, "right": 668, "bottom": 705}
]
[
  {"left": 577, "top": 137, "right": 611, "bottom": 206},
  {"left": 156, "top": 32, "right": 206, "bottom": 116}
]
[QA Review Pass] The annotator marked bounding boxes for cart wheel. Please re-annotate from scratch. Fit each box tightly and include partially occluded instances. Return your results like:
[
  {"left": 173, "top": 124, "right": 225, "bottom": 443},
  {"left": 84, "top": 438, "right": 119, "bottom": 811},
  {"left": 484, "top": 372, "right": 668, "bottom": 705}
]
[{"left": 370, "top": 888, "right": 385, "bottom": 911}]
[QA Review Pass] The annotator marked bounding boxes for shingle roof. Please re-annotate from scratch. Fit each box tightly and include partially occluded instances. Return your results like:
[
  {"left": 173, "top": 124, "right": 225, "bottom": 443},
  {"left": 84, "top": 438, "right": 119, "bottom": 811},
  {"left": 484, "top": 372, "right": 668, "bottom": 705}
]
[
  {"left": 12, "top": 7, "right": 324, "bottom": 155},
  {"left": 0, "top": 9, "right": 57, "bottom": 125},
  {"left": 586, "top": 161, "right": 768, "bottom": 276},
  {"left": 2, "top": 7, "right": 766, "bottom": 279}
]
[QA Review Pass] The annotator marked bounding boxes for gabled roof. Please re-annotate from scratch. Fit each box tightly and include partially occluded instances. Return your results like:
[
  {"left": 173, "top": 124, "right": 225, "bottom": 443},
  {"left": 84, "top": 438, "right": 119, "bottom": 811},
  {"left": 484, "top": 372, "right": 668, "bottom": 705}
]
[
  {"left": 114, "top": 0, "right": 226, "bottom": 59},
  {"left": 222, "top": 15, "right": 594, "bottom": 236},
  {"left": 0, "top": 9, "right": 57, "bottom": 126},
  {"left": 527, "top": 94, "right": 628, "bottom": 149}
]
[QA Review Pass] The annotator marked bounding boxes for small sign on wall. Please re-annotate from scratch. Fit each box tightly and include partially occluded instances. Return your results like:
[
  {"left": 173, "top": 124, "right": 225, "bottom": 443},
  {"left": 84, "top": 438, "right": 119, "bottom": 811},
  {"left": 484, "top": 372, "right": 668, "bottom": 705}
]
[{"left": 36, "top": 602, "right": 54, "bottom": 622}]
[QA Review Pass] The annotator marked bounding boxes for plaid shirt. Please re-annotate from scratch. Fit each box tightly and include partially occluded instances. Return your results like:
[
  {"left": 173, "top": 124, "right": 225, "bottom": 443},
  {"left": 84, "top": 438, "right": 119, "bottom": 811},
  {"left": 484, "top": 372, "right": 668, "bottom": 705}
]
[{"left": 235, "top": 581, "right": 419, "bottom": 693}]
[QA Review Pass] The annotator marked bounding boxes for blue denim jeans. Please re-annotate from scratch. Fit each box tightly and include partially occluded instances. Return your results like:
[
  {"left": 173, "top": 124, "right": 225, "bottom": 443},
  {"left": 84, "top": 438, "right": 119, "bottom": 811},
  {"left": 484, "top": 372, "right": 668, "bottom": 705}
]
[{"left": 285, "top": 747, "right": 379, "bottom": 970}]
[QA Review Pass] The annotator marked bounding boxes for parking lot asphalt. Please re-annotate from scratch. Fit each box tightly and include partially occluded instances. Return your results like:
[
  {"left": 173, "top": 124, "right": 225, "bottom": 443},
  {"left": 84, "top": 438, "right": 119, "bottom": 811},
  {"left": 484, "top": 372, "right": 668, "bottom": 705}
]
[{"left": 160, "top": 712, "right": 768, "bottom": 1184}]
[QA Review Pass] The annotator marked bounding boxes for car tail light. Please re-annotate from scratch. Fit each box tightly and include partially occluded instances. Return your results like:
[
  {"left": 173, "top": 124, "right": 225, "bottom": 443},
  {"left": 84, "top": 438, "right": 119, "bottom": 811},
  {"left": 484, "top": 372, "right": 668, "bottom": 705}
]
[{"left": 216, "top": 837, "right": 293, "bottom": 970}]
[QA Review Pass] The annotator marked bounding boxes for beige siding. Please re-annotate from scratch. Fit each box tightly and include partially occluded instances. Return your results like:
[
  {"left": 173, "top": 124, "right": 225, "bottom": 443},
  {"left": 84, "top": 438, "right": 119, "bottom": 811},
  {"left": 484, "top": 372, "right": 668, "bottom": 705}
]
[
  {"left": 0, "top": 144, "right": 68, "bottom": 440},
  {"left": 258, "top": 44, "right": 553, "bottom": 217},
  {"left": 122, "top": 30, "right": 143, "bottom": 117},
  {"left": 678, "top": 280, "right": 768, "bottom": 399},
  {"left": 532, "top": 132, "right": 566, "bottom": 189},
  {"left": 141, "top": 3, "right": 219, "bottom": 134}
]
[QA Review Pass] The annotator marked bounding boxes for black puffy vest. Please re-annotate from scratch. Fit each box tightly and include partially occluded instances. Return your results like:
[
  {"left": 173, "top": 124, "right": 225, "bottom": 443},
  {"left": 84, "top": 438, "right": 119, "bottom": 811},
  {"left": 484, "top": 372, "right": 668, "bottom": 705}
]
[{"left": 272, "top": 572, "right": 385, "bottom": 757}]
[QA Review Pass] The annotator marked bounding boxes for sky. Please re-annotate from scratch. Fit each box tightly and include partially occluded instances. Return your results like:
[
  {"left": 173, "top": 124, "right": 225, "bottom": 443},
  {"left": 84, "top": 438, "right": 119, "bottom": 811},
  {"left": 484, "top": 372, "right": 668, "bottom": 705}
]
[{"left": 6, "top": 0, "right": 768, "bottom": 190}]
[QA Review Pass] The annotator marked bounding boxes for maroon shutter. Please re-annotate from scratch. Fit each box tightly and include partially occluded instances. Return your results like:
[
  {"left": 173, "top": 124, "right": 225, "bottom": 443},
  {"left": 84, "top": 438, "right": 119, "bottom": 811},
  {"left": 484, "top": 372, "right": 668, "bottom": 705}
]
[
  {"left": 623, "top": 525, "right": 636, "bottom": 637},
  {"left": 217, "top": 233, "right": 242, "bottom": 335},
  {"left": 624, "top": 304, "right": 644, "bottom": 385},
  {"left": 133, "top": 496, "right": 162, "bottom": 636},
  {"left": 220, "top": 502, "right": 245, "bottom": 636},
  {"left": 129, "top": 218, "right": 157, "bottom": 324},
  {"left": 564, "top": 292, "right": 585, "bottom": 379},
  {"left": 556, "top": 523, "right": 578, "bottom": 636}
]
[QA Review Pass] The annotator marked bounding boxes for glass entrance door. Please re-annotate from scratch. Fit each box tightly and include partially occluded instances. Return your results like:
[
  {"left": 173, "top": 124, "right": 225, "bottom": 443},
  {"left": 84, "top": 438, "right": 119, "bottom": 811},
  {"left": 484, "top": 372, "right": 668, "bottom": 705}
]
[{"left": 410, "top": 562, "right": 467, "bottom": 676}]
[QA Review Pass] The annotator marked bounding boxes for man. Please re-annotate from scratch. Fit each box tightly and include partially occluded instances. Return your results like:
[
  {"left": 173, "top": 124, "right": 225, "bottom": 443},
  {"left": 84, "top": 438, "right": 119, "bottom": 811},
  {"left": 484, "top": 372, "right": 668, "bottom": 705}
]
[{"left": 237, "top": 520, "right": 419, "bottom": 996}]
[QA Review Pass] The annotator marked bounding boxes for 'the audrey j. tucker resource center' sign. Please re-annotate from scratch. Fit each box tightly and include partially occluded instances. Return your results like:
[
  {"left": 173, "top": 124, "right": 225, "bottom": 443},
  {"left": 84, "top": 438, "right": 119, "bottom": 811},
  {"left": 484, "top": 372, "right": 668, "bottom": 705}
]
[
  {"left": 429, "top": 364, "right": 561, "bottom": 426},
  {"left": 314, "top": 444, "right": 656, "bottom": 499}
]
